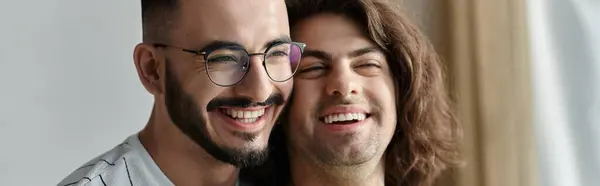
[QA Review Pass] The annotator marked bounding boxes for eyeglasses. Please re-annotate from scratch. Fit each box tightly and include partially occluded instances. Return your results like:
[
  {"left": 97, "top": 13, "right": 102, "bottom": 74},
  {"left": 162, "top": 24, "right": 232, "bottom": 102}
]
[{"left": 154, "top": 41, "right": 306, "bottom": 87}]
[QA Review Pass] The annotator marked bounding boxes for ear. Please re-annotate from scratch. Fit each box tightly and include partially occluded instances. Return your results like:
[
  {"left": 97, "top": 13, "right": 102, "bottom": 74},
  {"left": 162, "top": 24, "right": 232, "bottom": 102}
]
[{"left": 134, "top": 43, "right": 163, "bottom": 95}]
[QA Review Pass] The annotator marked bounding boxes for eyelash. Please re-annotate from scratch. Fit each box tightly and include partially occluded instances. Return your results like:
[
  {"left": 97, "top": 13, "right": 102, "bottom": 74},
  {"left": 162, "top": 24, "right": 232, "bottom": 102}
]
[
  {"left": 299, "top": 61, "right": 381, "bottom": 73},
  {"left": 207, "top": 55, "right": 237, "bottom": 62},
  {"left": 300, "top": 65, "right": 327, "bottom": 73},
  {"left": 356, "top": 63, "right": 381, "bottom": 68}
]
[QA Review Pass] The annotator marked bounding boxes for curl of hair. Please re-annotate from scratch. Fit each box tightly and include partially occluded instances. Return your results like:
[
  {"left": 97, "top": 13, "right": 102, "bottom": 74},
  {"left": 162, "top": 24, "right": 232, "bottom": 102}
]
[{"left": 241, "top": 0, "right": 462, "bottom": 185}]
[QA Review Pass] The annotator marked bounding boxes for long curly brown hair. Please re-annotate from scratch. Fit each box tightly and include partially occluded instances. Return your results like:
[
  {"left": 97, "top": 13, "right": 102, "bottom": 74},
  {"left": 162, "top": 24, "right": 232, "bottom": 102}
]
[{"left": 241, "top": 0, "right": 462, "bottom": 185}]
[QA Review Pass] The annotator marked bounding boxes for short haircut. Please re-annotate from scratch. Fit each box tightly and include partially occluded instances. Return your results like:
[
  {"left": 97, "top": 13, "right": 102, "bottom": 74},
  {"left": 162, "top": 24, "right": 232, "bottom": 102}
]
[{"left": 141, "top": 0, "right": 179, "bottom": 42}]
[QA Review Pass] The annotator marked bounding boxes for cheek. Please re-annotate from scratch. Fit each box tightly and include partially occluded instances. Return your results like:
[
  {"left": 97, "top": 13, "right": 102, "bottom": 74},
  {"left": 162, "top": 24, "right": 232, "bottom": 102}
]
[
  {"left": 289, "top": 90, "right": 313, "bottom": 121},
  {"left": 186, "top": 76, "right": 227, "bottom": 108},
  {"left": 287, "top": 95, "right": 314, "bottom": 146},
  {"left": 288, "top": 81, "right": 320, "bottom": 128},
  {"left": 275, "top": 79, "right": 294, "bottom": 100},
  {"left": 368, "top": 78, "right": 397, "bottom": 120}
]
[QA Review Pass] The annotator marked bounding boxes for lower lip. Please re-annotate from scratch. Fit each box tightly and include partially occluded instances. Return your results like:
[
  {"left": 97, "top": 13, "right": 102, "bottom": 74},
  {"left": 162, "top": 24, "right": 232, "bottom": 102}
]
[
  {"left": 322, "top": 117, "right": 368, "bottom": 132},
  {"left": 213, "top": 108, "right": 270, "bottom": 132}
]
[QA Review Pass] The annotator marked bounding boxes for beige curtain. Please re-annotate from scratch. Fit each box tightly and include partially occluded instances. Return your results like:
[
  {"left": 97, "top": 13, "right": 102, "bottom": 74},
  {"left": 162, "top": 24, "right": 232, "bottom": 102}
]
[{"left": 395, "top": 0, "right": 538, "bottom": 186}]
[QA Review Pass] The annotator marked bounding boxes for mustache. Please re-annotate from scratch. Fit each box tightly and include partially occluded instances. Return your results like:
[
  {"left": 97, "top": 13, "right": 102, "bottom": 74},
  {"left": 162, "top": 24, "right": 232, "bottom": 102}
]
[
  {"left": 206, "top": 93, "right": 285, "bottom": 112},
  {"left": 316, "top": 97, "right": 368, "bottom": 113}
]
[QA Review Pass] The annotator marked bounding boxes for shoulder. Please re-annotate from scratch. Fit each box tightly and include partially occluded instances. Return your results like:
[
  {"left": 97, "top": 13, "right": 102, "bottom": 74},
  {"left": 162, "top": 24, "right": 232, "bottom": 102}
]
[{"left": 56, "top": 137, "right": 140, "bottom": 186}]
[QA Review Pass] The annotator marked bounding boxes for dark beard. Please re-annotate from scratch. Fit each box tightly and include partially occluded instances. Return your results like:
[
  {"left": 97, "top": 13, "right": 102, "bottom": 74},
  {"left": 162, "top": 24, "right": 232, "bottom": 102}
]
[{"left": 163, "top": 60, "right": 272, "bottom": 168}]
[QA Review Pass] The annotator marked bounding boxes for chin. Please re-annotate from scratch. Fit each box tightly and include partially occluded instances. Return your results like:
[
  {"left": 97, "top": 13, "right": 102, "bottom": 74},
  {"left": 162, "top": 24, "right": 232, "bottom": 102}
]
[{"left": 228, "top": 130, "right": 270, "bottom": 148}]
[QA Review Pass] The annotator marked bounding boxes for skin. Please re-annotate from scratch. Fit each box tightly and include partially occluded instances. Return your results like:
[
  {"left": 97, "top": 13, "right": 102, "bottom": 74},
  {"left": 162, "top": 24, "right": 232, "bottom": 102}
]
[
  {"left": 132, "top": 0, "right": 292, "bottom": 185},
  {"left": 287, "top": 13, "right": 397, "bottom": 186}
]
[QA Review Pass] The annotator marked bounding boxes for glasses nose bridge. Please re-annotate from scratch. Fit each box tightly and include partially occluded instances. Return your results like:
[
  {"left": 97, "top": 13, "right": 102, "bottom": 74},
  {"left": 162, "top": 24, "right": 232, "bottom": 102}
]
[
  {"left": 248, "top": 52, "right": 266, "bottom": 58},
  {"left": 240, "top": 52, "right": 265, "bottom": 73},
  {"left": 247, "top": 52, "right": 267, "bottom": 66}
]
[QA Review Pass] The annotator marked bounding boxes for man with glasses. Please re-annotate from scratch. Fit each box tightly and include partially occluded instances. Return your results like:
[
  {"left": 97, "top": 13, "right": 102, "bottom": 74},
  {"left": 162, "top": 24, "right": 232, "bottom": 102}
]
[{"left": 57, "top": 0, "right": 304, "bottom": 185}]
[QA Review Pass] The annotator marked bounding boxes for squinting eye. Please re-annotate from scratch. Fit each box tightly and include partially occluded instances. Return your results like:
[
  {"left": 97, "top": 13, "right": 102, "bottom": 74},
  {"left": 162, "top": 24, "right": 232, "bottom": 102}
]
[
  {"left": 207, "top": 55, "right": 237, "bottom": 63},
  {"left": 299, "top": 66, "right": 326, "bottom": 73},
  {"left": 268, "top": 50, "right": 289, "bottom": 57},
  {"left": 296, "top": 63, "right": 328, "bottom": 79},
  {"left": 354, "top": 61, "right": 383, "bottom": 76},
  {"left": 357, "top": 63, "right": 380, "bottom": 68}
]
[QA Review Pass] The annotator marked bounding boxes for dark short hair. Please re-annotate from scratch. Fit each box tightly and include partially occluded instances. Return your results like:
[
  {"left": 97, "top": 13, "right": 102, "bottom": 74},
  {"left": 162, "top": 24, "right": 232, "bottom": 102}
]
[
  {"left": 141, "top": 0, "right": 179, "bottom": 42},
  {"left": 242, "top": 0, "right": 462, "bottom": 185}
]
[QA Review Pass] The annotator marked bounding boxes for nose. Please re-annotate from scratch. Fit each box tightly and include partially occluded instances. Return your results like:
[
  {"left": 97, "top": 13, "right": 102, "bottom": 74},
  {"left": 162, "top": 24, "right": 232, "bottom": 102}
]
[
  {"left": 233, "top": 55, "right": 274, "bottom": 102},
  {"left": 325, "top": 63, "right": 360, "bottom": 98}
]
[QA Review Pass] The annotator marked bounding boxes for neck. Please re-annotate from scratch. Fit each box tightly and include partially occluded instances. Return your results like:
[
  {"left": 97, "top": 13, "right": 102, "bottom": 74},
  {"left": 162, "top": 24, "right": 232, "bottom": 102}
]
[
  {"left": 139, "top": 106, "right": 239, "bottom": 186},
  {"left": 288, "top": 152, "right": 386, "bottom": 186}
]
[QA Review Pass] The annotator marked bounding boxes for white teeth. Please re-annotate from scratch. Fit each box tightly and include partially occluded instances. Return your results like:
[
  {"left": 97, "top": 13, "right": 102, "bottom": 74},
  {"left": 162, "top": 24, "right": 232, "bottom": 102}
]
[
  {"left": 323, "top": 113, "right": 367, "bottom": 124},
  {"left": 238, "top": 118, "right": 258, "bottom": 123},
  {"left": 339, "top": 114, "right": 346, "bottom": 121},
  {"left": 223, "top": 108, "right": 266, "bottom": 119}
]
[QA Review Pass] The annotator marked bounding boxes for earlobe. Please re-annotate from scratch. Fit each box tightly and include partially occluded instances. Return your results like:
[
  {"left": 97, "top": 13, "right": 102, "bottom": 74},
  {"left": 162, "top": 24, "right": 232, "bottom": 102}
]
[{"left": 133, "top": 43, "right": 163, "bottom": 95}]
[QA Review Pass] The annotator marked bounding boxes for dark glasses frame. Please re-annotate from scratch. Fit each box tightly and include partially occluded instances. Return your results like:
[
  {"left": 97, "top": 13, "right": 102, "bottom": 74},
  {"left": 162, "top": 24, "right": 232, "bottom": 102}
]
[{"left": 153, "top": 41, "right": 306, "bottom": 87}]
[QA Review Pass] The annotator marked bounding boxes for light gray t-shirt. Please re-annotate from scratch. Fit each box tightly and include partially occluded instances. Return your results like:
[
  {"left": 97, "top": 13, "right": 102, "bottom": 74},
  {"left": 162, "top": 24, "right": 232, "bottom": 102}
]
[{"left": 57, "top": 134, "right": 248, "bottom": 186}]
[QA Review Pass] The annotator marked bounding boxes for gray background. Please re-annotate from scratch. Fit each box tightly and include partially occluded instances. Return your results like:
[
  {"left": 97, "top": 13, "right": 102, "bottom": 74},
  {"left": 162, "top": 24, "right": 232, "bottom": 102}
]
[{"left": 0, "top": 0, "right": 150, "bottom": 185}]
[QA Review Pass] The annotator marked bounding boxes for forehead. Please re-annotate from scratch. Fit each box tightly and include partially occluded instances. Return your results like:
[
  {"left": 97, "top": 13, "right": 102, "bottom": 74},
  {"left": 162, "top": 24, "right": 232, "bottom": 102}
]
[
  {"left": 174, "top": 0, "right": 290, "bottom": 50},
  {"left": 292, "top": 13, "right": 375, "bottom": 56}
]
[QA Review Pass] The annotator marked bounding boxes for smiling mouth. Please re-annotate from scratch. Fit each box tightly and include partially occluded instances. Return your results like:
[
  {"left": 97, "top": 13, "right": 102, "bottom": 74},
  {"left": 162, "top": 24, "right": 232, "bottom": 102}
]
[
  {"left": 319, "top": 112, "right": 371, "bottom": 125},
  {"left": 219, "top": 107, "right": 267, "bottom": 123}
]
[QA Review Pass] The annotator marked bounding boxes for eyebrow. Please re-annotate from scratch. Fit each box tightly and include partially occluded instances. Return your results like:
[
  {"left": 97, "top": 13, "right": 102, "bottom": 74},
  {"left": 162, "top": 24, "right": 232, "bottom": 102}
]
[
  {"left": 302, "top": 50, "right": 332, "bottom": 61},
  {"left": 199, "top": 40, "right": 243, "bottom": 52},
  {"left": 348, "top": 47, "right": 382, "bottom": 58},
  {"left": 197, "top": 35, "right": 292, "bottom": 53},
  {"left": 302, "top": 46, "right": 383, "bottom": 62},
  {"left": 265, "top": 36, "right": 292, "bottom": 49}
]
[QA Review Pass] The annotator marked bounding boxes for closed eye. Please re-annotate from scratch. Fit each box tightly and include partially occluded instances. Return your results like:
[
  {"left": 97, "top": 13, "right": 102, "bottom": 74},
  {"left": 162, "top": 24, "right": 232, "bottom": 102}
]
[
  {"left": 296, "top": 63, "right": 328, "bottom": 79},
  {"left": 299, "top": 66, "right": 326, "bottom": 73},
  {"left": 356, "top": 63, "right": 381, "bottom": 68},
  {"left": 354, "top": 60, "right": 383, "bottom": 76},
  {"left": 268, "top": 50, "right": 289, "bottom": 57},
  {"left": 207, "top": 55, "right": 237, "bottom": 63}
]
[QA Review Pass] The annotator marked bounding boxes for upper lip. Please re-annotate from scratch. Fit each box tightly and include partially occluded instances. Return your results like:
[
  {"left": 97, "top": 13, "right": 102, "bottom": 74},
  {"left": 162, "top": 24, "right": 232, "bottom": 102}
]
[
  {"left": 218, "top": 106, "right": 270, "bottom": 111},
  {"left": 319, "top": 105, "right": 370, "bottom": 118}
]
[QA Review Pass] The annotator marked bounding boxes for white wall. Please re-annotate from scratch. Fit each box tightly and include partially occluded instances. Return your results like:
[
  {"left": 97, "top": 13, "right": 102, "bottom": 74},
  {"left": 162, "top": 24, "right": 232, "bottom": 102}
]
[{"left": 0, "top": 0, "right": 151, "bottom": 185}]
